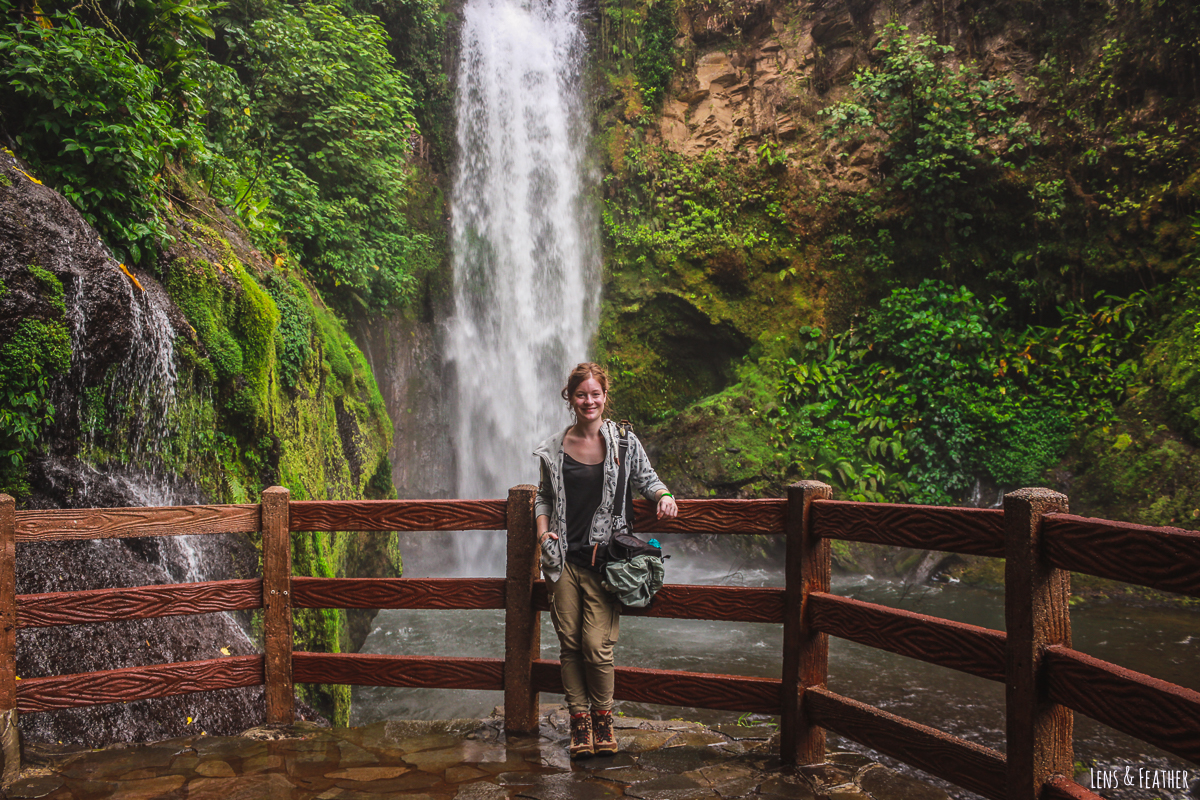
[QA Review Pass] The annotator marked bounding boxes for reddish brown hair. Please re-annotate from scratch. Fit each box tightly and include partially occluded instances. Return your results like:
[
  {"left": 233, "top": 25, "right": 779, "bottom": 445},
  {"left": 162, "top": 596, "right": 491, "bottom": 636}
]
[{"left": 561, "top": 362, "right": 609, "bottom": 403}]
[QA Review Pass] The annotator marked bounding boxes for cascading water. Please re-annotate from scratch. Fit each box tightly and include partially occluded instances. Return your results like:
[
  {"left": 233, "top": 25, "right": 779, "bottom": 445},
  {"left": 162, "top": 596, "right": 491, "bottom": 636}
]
[{"left": 445, "top": 0, "right": 600, "bottom": 576}]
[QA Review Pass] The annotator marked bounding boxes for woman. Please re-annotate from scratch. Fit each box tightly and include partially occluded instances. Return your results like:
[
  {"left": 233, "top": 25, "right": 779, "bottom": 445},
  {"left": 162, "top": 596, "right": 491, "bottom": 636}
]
[{"left": 532, "top": 362, "right": 678, "bottom": 759}]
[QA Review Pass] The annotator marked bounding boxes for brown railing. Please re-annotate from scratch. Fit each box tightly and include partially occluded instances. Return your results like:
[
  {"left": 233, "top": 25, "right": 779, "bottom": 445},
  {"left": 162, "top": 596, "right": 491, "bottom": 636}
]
[{"left": 0, "top": 483, "right": 1197, "bottom": 800}]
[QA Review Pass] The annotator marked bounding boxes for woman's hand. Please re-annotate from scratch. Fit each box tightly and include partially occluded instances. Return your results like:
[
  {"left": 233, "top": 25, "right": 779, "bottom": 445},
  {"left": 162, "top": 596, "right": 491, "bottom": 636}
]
[
  {"left": 536, "top": 514, "right": 556, "bottom": 548},
  {"left": 656, "top": 493, "right": 678, "bottom": 519}
]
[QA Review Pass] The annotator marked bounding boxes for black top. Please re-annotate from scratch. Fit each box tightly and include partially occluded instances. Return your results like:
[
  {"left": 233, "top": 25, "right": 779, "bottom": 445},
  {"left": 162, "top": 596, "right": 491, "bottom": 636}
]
[{"left": 562, "top": 451, "right": 604, "bottom": 569}]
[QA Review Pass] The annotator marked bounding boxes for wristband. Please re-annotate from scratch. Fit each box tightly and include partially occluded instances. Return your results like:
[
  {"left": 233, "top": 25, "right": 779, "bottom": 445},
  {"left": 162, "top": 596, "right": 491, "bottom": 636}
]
[{"left": 660, "top": 493, "right": 673, "bottom": 499}]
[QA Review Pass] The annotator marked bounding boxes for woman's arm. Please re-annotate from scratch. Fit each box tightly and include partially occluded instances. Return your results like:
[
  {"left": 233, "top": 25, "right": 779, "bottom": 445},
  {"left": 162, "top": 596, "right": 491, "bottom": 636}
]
[
  {"left": 626, "top": 432, "right": 677, "bottom": 519},
  {"left": 535, "top": 461, "right": 558, "bottom": 542},
  {"left": 537, "top": 514, "right": 557, "bottom": 543}
]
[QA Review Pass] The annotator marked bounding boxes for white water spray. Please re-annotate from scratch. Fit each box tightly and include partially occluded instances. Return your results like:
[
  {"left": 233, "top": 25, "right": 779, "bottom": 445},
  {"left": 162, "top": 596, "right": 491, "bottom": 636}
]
[{"left": 446, "top": 0, "right": 600, "bottom": 575}]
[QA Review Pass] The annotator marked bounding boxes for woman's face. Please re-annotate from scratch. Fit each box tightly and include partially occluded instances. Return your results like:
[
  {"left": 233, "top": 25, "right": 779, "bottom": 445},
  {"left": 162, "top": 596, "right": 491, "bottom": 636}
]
[{"left": 570, "top": 377, "right": 607, "bottom": 424}]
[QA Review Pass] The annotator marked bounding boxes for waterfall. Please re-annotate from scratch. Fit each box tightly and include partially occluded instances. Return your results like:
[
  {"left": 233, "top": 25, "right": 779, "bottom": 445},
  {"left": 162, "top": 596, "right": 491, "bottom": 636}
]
[{"left": 446, "top": 0, "right": 600, "bottom": 575}]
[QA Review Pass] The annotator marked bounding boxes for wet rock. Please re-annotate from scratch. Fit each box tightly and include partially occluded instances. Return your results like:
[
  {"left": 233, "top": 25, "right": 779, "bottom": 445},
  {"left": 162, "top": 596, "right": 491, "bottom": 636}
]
[
  {"left": 110, "top": 773, "right": 186, "bottom": 797},
  {"left": 576, "top": 752, "right": 636, "bottom": 770},
  {"left": 240, "top": 753, "right": 285, "bottom": 774},
  {"left": 612, "top": 717, "right": 645, "bottom": 730},
  {"left": 383, "top": 719, "right": 480, "bottom": 741},
  {"left": 5, "top": 773, "right": 64, "bottom": 798},
  {"left": 496, "top": 770, "right": 541, "bottom": 785},
  {"left": 798, "top": 762, "right": 856, "bottom": 788},
  {"left": 825, "top": 786, "right": 871, "bottom": 800},
  {"left": 711, "top": 725, "right": 776, "bottom": 741},
  {"left": 638, "top": 746, "right": 725, "bottom": 774},
  {"left": 196, "top": 735, "right": 265, "bottom": 761},
  {"left": 12, "top": 715, "right": 951, "bottom": 800},
  {"left": 448, "top": 765, "right": 490, "bottom": 782},
  {"left": 827, "top": 753, "right": 876, "bottom": 769},
  {"left": 593, "top": 765, "right": 661, "bottom": 784},
  {"left": 758, "top": 774, "right": 818, "bottom": 800},
  {"left": 195, "top": 759, "right": 236, "bottom": 777},
  {"left": 405, "top": 745, "right": 470, "bottom": 772},
  {"left": 240, "top": 724, "right": 314, "bottom": 741},
  {"left": 475, "top": 751, "right": 531, "bottom": 774},
  {"left": 624, "top": 772, "right": 718, "bottom": 799},
  {"left": 335, "top": 738, "right": 382, "bottom": 767},
  {"left": 331, "top": 770, "right": 442, "bottom": 793},
  {"left": 691, "top": 763, "right": 765, "bottom": 797},
  {"left": 455, "top": 782, "right": 512, "bottom": 799},
  {"left": 186, "top": 772, "right": 295, "bottom": 799},
  {"left": 616, "top": 730, "right": 675, "bottom": 753},
  {"left": 663, "top": 730, "right": 727, "bottom": 748},
  {"left": 529, "top": 744, "right": 571, "bottom": 770},
  {"left": 509, "top": 771, "right": 618, "bottom": 800},
  {"left": 326, "top": 765, "right": 411, "bottom": 780},
  {"left": 0, "top": 151, "right": 268, "bottom": 750},
  {"left": 856, "top": 764, "right": 950, "bottom": 800}
]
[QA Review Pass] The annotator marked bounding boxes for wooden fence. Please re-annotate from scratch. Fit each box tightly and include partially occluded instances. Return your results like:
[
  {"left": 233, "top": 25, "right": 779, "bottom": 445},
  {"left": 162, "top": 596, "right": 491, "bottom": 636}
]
[{"left": 1, "top": 482, "right": 1198, "bottom": 799}]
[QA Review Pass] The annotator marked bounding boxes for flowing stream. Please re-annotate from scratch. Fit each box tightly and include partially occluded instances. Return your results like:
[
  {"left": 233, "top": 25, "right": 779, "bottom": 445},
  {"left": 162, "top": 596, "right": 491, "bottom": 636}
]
[
  {"left": 352, "top": 541, "right": 1199, "bottom": 800},
  {"left": 444, "top": 0, "right": 599, "bottom": 577}
]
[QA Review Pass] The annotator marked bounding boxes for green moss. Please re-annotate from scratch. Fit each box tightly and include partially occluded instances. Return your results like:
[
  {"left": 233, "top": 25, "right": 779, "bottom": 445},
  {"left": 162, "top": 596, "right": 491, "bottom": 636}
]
[
  {"left": 26, "top": 264, "right": 65, "bottom": 314},
  {"left": 646, "top": 367, "right": 790, "bottom": 498},
  {"left": 366, "top": 456, "right": 396, "bottom": 500},
  {"left": 263, "top": 274, "right": 315, "bottom": 391},
  {"left": 313, "top": 302, "right": 355, "bottom": 392},
  {"left": 164, "top": 257, "right": 279, "bottom": 433},
  {"left": 230, "top": 262, "right": 280, "bottom": 422},
  {"left": 0, "top": 290, "right": 72, "bottom": 497},
  {"left": 0, "top": 318, "right": 71, "bottom": 379}
]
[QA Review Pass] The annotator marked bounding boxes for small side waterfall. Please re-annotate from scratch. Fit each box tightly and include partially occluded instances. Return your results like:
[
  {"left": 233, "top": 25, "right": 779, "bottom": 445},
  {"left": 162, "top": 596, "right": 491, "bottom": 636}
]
[
  {"left": 446, "top": 0, "right": 600, "bottom": 575},
  {"left": 63, "top": 264, "right": 180, "bottom": 507}
]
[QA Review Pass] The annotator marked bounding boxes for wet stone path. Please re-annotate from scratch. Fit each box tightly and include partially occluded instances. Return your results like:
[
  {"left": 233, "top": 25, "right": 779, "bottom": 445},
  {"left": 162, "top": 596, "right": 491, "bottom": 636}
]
[{"left": 5, "top": 708, "right": 950, "bottom": 800}]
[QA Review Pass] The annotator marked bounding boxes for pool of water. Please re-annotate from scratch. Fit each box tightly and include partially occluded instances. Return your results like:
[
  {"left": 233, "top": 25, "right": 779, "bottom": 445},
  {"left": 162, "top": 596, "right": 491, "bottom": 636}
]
[{"left": 352, "top": 534, "right": 1199, "bottom": 800}]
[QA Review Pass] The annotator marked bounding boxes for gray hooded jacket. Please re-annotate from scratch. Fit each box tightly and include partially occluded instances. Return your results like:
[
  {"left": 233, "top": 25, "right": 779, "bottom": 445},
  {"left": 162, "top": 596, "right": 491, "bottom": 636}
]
[{"left": 533, "top": 419, "right": 667, "bottom": 582}]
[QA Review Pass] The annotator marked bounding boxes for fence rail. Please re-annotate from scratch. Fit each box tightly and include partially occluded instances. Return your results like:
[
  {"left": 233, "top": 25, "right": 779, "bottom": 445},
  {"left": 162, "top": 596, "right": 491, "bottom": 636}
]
[{"left": 1, "top": 483, "right": 1197, "bottom": 800}]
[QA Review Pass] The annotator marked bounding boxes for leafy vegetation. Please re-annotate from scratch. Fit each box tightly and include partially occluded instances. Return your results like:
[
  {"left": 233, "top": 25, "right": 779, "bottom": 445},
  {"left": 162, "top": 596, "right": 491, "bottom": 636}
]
[
  {"left": 0, "top": 12, "right": 193, "bottom": 265},
  {"left": 0, "top": 0, "right": 445, "bottom": 313},
  {"left": 0, "top": 267, "right": 72, "bottom": 496},
  {"left": 591, "top": 0, "right": 1200, "bottom": 524},
  {"left": 768, "top": 281, "right": 1154, "bottom": 503},
  {"left": 822, "top": 24, "right": 1037, "bottom": 242},
  {"left": 209, "top": 0, "right": 433, "bottom": 309}
]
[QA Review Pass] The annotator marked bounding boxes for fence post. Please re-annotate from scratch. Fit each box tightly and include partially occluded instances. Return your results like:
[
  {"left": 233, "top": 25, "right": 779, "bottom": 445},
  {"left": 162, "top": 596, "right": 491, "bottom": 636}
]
[
  {"left": 504, "top": 484, "right": 540, "bottom": 734},
  {"left": 781, "top": 480, "right": 833, "bottom": 766},
  {"left": 262, "top": 486, "right": 294, "bottom": 725},
  {"left": 1005, "top": 488, "right": 1072, "bottom": 800},
  {"left": 0, "top": 494, "right": 17, "bottom": 785}
]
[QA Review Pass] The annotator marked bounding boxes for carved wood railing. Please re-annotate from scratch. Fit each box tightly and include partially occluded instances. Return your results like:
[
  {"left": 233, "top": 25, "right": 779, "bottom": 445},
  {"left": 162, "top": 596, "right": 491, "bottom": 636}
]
[{"left": 0, "top": 483, "right": 1197, "bottom": 800}]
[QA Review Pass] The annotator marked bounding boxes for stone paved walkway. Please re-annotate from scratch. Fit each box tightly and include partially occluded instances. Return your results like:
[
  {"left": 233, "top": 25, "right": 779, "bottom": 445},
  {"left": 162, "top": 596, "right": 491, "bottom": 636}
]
[{"left": 4, "top": 708, "right": 950, "bottom": 800}]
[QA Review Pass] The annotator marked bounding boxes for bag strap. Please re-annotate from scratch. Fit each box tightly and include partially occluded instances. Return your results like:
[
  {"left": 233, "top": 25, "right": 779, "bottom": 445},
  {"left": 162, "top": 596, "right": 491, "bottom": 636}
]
[
  {"left": 593, "top": 422, "right": 634, "bottom": 570},
  {"left": 614, "top": 420, "right": 632, "bottom": 529}
]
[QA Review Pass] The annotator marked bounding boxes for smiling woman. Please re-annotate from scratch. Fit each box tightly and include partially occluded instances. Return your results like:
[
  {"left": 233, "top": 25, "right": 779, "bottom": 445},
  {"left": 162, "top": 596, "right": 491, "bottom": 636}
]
[{"left": 531, "top": 361, "right": 677, "bottom": 759}]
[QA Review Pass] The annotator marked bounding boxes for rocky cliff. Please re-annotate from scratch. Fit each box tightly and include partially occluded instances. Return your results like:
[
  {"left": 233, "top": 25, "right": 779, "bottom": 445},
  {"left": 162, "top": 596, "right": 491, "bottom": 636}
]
[
  {"left": 0, "top": 147, "right": 399, "bottom": 742},
  {"left": 593, "top": 0, "right": 1200, "bottom": 531}
]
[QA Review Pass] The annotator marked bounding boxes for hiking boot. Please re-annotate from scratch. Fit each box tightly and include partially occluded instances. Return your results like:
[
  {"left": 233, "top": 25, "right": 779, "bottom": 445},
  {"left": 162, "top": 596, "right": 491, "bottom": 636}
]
[
  {"left": 569, "top": 711, "right": 594, "bottom": 759},
  {"left": 591, "top": 709, "right": 617, "bottom": 756}
]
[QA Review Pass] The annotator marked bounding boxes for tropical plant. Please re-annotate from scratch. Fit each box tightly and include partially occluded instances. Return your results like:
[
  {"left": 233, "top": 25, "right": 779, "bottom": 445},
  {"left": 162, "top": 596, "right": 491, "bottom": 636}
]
[
  {"left": 771, "top": 281, "right": 1153, "bottom": 503},
  {"left": 821, "top": 24, "right": 1037, "bottom": 239}
]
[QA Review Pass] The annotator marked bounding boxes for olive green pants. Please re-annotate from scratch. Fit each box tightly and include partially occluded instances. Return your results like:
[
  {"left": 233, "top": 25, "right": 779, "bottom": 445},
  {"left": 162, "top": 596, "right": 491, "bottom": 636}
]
[{"left": 549, "top": 561, "right": 620, "bottom": 714}]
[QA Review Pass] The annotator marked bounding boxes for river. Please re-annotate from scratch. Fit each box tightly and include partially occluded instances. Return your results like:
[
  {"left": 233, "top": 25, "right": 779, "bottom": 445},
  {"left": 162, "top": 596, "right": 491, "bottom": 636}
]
[{"left": 351, "top": 535, "right": 1199, "bottom": 800}]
